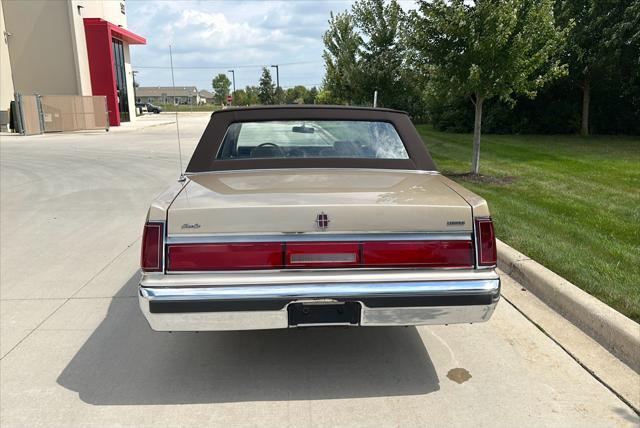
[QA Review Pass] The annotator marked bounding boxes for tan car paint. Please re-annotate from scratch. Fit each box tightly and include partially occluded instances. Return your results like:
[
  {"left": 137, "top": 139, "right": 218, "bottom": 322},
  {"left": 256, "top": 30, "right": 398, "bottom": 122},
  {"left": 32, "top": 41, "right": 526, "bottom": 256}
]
[
  {"left": 438, "top": 176, "right": 490, "bottom": 218},
  {"left": 147, "top": 180, "right": 188, "bottom": 222},
  {"left": 162, "top": 169, "right": 480, "bottom": 236}
]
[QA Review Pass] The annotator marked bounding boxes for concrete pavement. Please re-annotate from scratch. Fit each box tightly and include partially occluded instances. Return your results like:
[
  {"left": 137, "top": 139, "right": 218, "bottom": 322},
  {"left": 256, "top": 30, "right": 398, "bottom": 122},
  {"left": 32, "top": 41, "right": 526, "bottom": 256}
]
[{"left": 1, "top": 113, "right": 638, "bottom": 427}]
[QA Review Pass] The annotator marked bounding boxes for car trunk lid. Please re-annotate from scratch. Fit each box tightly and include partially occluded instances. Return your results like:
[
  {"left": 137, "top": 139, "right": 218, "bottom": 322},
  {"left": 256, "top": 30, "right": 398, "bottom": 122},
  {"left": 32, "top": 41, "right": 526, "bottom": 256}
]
[{"left": 166, "top": 170, "right": 472, "bottom": 235}]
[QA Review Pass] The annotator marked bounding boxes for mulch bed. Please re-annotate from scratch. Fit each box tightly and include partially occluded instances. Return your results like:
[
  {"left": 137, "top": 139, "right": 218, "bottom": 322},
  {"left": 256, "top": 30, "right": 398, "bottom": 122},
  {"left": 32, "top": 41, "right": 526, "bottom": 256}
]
[{"left": 444, "top": 171, "right": 517, "bottom": 185}]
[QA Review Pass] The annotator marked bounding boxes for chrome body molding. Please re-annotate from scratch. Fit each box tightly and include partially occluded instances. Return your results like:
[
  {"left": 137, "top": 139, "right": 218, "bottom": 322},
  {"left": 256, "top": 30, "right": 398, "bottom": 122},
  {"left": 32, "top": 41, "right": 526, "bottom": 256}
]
[
  {"left": 166, "top": 231, "right": 472, "bottom": 244},
  {"left": 138, "top": 269, "right": 500, "bottom": 331},
  {"left": 140, "top": 279, "right": 499, "bottom": 301},
  {"left": 143, "top": 268, "right": 498, "bottom": 286},
  {"left": 139, "top": 306, "right": 290, "bottom": 331},
  {"left": 360, "top": 305, "right": 497, "bottom": 327}
]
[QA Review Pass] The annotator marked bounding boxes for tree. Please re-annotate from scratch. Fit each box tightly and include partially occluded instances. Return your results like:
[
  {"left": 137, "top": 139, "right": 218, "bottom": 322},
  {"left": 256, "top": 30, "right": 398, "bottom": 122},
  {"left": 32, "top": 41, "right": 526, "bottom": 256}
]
[
  {"left": 274, "top": 86, "right": 284, "bottom": 105},
  {"left": 322, "top": 11, "right": 362, "bottom": 104},
  {"left": 352, "top": 0, "right": 407, "bottom": 108},
  {"left": 604, "top": 1, "right": 640, "bottom": 122},
  {"left": 211, "top": 73, "right": 231, "bottom": 104},
  {"left": 258, "top": 67, "right": 275, "bottom": 105},
  {"left": 284, "top": 88, "right": 296, "bottom": 104},
  {"left": 284, "top": 85, "right": 309, "bottom": 104},
  {"left": 408, "top": 0, "right": 568, "bottom": 174},
  {"left": 321, "top": 0, "right": 423, "bottom": 113},
  {"left": 305, "top": 87, "right": 319, "bottom": 105},
  {"left": 232, "top": 89, "right": 247, "bottom": 106},
  {"left": 315, "top": 89, "right": 333, "bottom": 105},
  {"left": 556, "top": 0, "right": 639, "bottom": 136},
  {"left": 233, "top": 86, "right": 261, "bottom": 106},
  {"left": 244, "top": 86, "right": 260, "bottom": 105}
]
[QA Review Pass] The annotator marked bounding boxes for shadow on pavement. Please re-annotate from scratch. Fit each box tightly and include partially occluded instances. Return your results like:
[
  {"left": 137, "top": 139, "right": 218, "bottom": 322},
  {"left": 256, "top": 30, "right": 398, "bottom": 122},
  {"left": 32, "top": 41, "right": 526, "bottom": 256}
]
[
  {"left": 613, "top": 407, "right": 640, "bottom": 423},
  {"left": 58, "top": 273, "right": 440, "bottom": 405}
]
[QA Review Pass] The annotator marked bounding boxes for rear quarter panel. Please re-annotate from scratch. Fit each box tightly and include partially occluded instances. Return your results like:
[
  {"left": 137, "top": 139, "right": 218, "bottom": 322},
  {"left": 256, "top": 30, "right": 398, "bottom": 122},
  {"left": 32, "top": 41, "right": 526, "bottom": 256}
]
[
  {"left": 438, "top": 176, "right": 491, "bottom": 218},
  {"left": 147, "top": 181, "right": 188, "bottom": 222}
]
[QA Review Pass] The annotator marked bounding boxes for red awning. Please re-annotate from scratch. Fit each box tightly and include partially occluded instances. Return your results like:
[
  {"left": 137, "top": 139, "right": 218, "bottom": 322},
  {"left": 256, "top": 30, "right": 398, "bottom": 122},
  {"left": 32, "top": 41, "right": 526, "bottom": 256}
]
[
  {"left": 83, "top": 18, "right": 146, "bottom": 126},
  {"left": 84, "top": 18, "right": 146, "bottom": 45}
]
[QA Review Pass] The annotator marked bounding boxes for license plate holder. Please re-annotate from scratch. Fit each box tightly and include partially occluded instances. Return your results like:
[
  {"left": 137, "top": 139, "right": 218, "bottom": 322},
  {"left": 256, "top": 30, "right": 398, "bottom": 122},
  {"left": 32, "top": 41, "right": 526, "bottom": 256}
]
[{"left": 288, "top": 302, "right": 361, "bottom": 326}]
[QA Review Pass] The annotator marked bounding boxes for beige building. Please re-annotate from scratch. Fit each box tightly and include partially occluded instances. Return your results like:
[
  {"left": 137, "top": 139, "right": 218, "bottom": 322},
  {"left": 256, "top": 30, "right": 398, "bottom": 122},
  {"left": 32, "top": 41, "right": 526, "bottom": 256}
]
[
  {"left": 198, "top": 90, "right": 215, "bottom": 104},
  {"left": 0, "top": 0, "right": 146, "bottom": 126},
  {"left": 136, "top": 86, "right": 202, "bottom": 106}
]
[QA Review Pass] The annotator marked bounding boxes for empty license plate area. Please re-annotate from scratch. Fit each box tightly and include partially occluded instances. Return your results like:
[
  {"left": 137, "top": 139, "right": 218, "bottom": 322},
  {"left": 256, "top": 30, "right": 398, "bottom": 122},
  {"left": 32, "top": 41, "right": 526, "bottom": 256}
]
[{"left": 288, "top": 302, "right": 361, "bottom": 326}]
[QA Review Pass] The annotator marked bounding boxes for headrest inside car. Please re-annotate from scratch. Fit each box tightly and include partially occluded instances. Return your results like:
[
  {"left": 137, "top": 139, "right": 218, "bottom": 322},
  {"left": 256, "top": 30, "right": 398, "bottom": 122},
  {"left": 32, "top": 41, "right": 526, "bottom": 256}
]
[{"left": 250, "top": 145, "right": 283, "bottom": 158}]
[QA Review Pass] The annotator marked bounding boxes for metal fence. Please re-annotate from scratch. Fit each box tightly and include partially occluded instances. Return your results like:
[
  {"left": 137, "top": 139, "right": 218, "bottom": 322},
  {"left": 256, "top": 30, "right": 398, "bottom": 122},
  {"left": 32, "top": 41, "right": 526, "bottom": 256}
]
[
  {"left": 13, "top": 93, "right": 109, "bottom": 135},
  {"left": 13, "top": 94, "right": 43, "bottom": 136}
]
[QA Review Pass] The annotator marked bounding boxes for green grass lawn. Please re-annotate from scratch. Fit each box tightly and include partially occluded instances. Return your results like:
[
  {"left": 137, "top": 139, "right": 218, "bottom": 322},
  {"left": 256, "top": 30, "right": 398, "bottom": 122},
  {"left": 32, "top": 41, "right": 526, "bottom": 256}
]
[{"left": 416, "top": 125, "right": 640, "bottom": 322}]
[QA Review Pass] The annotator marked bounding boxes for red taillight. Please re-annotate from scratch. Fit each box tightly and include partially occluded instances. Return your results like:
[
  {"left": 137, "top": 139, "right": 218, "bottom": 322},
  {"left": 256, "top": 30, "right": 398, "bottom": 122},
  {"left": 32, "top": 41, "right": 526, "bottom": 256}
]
[
  {"left": 168, "top": 243, "right": 283, "bottom": 271},
  {"left": 475, "top": 218, "right": 497, "bottom": 266},
  {"left": 165, "top": 239, "right": 475, "bottom": 271},
  {"left": 141, "top": 222, "right": 163, "bottom": 272},
  {"left": 285, "top": 242, "right": 360, "bottom": 268},
  {"left": 363, "top": 241, "right": 473, "bottom": 268}
]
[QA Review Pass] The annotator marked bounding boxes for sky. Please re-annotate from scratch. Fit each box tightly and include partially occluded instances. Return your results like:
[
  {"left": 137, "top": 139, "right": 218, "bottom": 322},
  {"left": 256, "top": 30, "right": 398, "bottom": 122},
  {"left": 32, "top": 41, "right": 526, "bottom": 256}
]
[
  {"left": 127, "top": 0, "right": 352, "bottom": 91},
  {"left": 126, "top": 0, "right": 416, "bottom": 92}
]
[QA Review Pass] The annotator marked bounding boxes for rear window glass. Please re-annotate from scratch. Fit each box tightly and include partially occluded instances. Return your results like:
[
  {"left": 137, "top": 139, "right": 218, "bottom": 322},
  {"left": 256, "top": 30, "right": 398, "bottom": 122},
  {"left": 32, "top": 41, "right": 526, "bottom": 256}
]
[{"left": 216, "top": 120, "right": 409, "bottom": 160}]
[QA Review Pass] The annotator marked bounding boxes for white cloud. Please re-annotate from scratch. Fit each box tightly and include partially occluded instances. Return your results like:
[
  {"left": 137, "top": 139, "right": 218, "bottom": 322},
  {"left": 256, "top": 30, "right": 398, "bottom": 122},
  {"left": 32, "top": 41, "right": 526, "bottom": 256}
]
[
  {"left": 126, "top": 0, "right": 418, "bottom": 91},
  {"left": 173, "top": 10, "right": 268, "bottom": 48},
  {"left": 126, "top": 0, "right": 358, "bottom": 91}
]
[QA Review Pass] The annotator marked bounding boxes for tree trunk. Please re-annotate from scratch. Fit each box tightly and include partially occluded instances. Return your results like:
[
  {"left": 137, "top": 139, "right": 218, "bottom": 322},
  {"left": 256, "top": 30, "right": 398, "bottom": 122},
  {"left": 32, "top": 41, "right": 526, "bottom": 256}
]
[
  {"left": 580, "top": 78, "right": 590, "bottom": 137},
  {"left": 471, "top": 96, "right": 484, "bottom": 175}
]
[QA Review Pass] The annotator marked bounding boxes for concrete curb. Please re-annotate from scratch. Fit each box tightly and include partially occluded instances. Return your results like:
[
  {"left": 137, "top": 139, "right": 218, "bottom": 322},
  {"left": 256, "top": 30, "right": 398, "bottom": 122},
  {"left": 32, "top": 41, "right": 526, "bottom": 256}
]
[{"left": 497, "top": 239, "right": 640, "bottom": 373}]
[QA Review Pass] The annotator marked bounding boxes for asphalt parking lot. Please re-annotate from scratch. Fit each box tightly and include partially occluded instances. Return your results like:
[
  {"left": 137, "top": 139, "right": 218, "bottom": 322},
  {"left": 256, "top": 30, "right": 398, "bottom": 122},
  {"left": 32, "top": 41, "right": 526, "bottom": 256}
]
[{"left": 1, "top": 113, "right": 638, "bottom": 427}]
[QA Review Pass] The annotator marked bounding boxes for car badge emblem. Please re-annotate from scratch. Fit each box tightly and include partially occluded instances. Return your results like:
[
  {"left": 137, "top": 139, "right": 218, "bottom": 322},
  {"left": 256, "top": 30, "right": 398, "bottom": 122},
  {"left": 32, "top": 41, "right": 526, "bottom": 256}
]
[
  {"left": 315, "top": 212, "right": 330, "bottom": 230},
  {"left": 181, "top": 223, "right": 201, "bottom": 229}
]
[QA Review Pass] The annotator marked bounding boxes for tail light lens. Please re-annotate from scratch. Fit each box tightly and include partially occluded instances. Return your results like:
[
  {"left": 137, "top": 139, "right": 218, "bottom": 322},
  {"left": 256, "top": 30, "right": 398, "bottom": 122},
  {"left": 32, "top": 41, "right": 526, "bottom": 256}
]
[
  {"left": 475, "top": 218, "right": 497, "bottom": 266},
  {"left": 363, "top": 241, "right": 473, "bottom": 268},
  {"left": 168, "top": 243, "right": 283, "bottom": 271},
  {"left": 141, "top": 222, "right": 164, "bottom": 272},
  {"left": 165, "top": 239, "right": 475, "bottom": 271}
]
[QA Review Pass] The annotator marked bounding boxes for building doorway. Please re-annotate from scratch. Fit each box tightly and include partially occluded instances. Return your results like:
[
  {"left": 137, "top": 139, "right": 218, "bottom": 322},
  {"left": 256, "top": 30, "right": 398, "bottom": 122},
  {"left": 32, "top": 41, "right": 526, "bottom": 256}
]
[{"left": 112, "top": 38, "right": 129, "bottom": 122}]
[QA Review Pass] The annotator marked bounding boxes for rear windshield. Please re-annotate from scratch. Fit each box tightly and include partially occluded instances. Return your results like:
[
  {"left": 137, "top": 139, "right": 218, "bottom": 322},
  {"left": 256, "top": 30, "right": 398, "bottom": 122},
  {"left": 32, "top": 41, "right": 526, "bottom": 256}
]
[{"left": 216, "top": 120, "right": 409, "bottom": 160}]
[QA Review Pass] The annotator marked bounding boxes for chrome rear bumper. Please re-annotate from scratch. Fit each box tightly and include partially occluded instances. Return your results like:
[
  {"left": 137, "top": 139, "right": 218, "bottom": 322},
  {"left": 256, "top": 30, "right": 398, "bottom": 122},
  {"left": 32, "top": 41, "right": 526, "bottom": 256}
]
[{"left": 138, "top": 270, "right": 500, "bottom": 331}]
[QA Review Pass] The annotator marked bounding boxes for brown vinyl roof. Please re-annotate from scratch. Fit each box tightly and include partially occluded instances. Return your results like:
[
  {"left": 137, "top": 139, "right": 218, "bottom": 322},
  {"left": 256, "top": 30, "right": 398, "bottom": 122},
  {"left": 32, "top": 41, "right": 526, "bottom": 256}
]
[
  {"left": 215, "top": 104, "right": 406, "bottom": 114},
  {"left": 186, "top": 105, "right": 437, "bottom": 173}
]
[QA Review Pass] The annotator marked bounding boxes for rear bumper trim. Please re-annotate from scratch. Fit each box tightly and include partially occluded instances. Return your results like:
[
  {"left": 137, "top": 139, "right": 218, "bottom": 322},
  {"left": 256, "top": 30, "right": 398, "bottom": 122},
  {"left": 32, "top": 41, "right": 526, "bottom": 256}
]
[
  {"left": 139, "top": 277, "right": 500, "bottom": 330},
  {"left": 148, "top": 293, "right": 495, "bottom": 314}
]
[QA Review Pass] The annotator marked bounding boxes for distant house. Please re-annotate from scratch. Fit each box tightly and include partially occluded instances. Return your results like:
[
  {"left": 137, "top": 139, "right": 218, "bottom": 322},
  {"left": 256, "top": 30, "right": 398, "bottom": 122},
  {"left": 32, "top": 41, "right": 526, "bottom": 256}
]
[
  {"left": 136, "top": 86, "right": 201, "bottom": 105},
  {"left": 198, "top": 90, "right": 215, "bottom": 104}
]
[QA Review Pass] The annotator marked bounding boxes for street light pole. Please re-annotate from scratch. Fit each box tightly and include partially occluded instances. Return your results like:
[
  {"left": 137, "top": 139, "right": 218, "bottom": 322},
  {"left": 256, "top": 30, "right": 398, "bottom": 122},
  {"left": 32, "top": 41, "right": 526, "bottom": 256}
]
[
  {"left": 270, "top": 65, "right": 279, "bottom": 89},
  {"left": 270, "top": 64, "right": 280, "bottom": 103},
  {"left": 227, "top": 69, "right": 236, "bottom": 103}
]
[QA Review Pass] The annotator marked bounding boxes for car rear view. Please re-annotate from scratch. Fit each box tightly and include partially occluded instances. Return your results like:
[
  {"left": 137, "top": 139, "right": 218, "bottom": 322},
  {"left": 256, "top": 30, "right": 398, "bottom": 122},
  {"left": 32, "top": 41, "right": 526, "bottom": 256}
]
[{"left": 138, "top": 106, "right": 499, "bottom": 331}]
